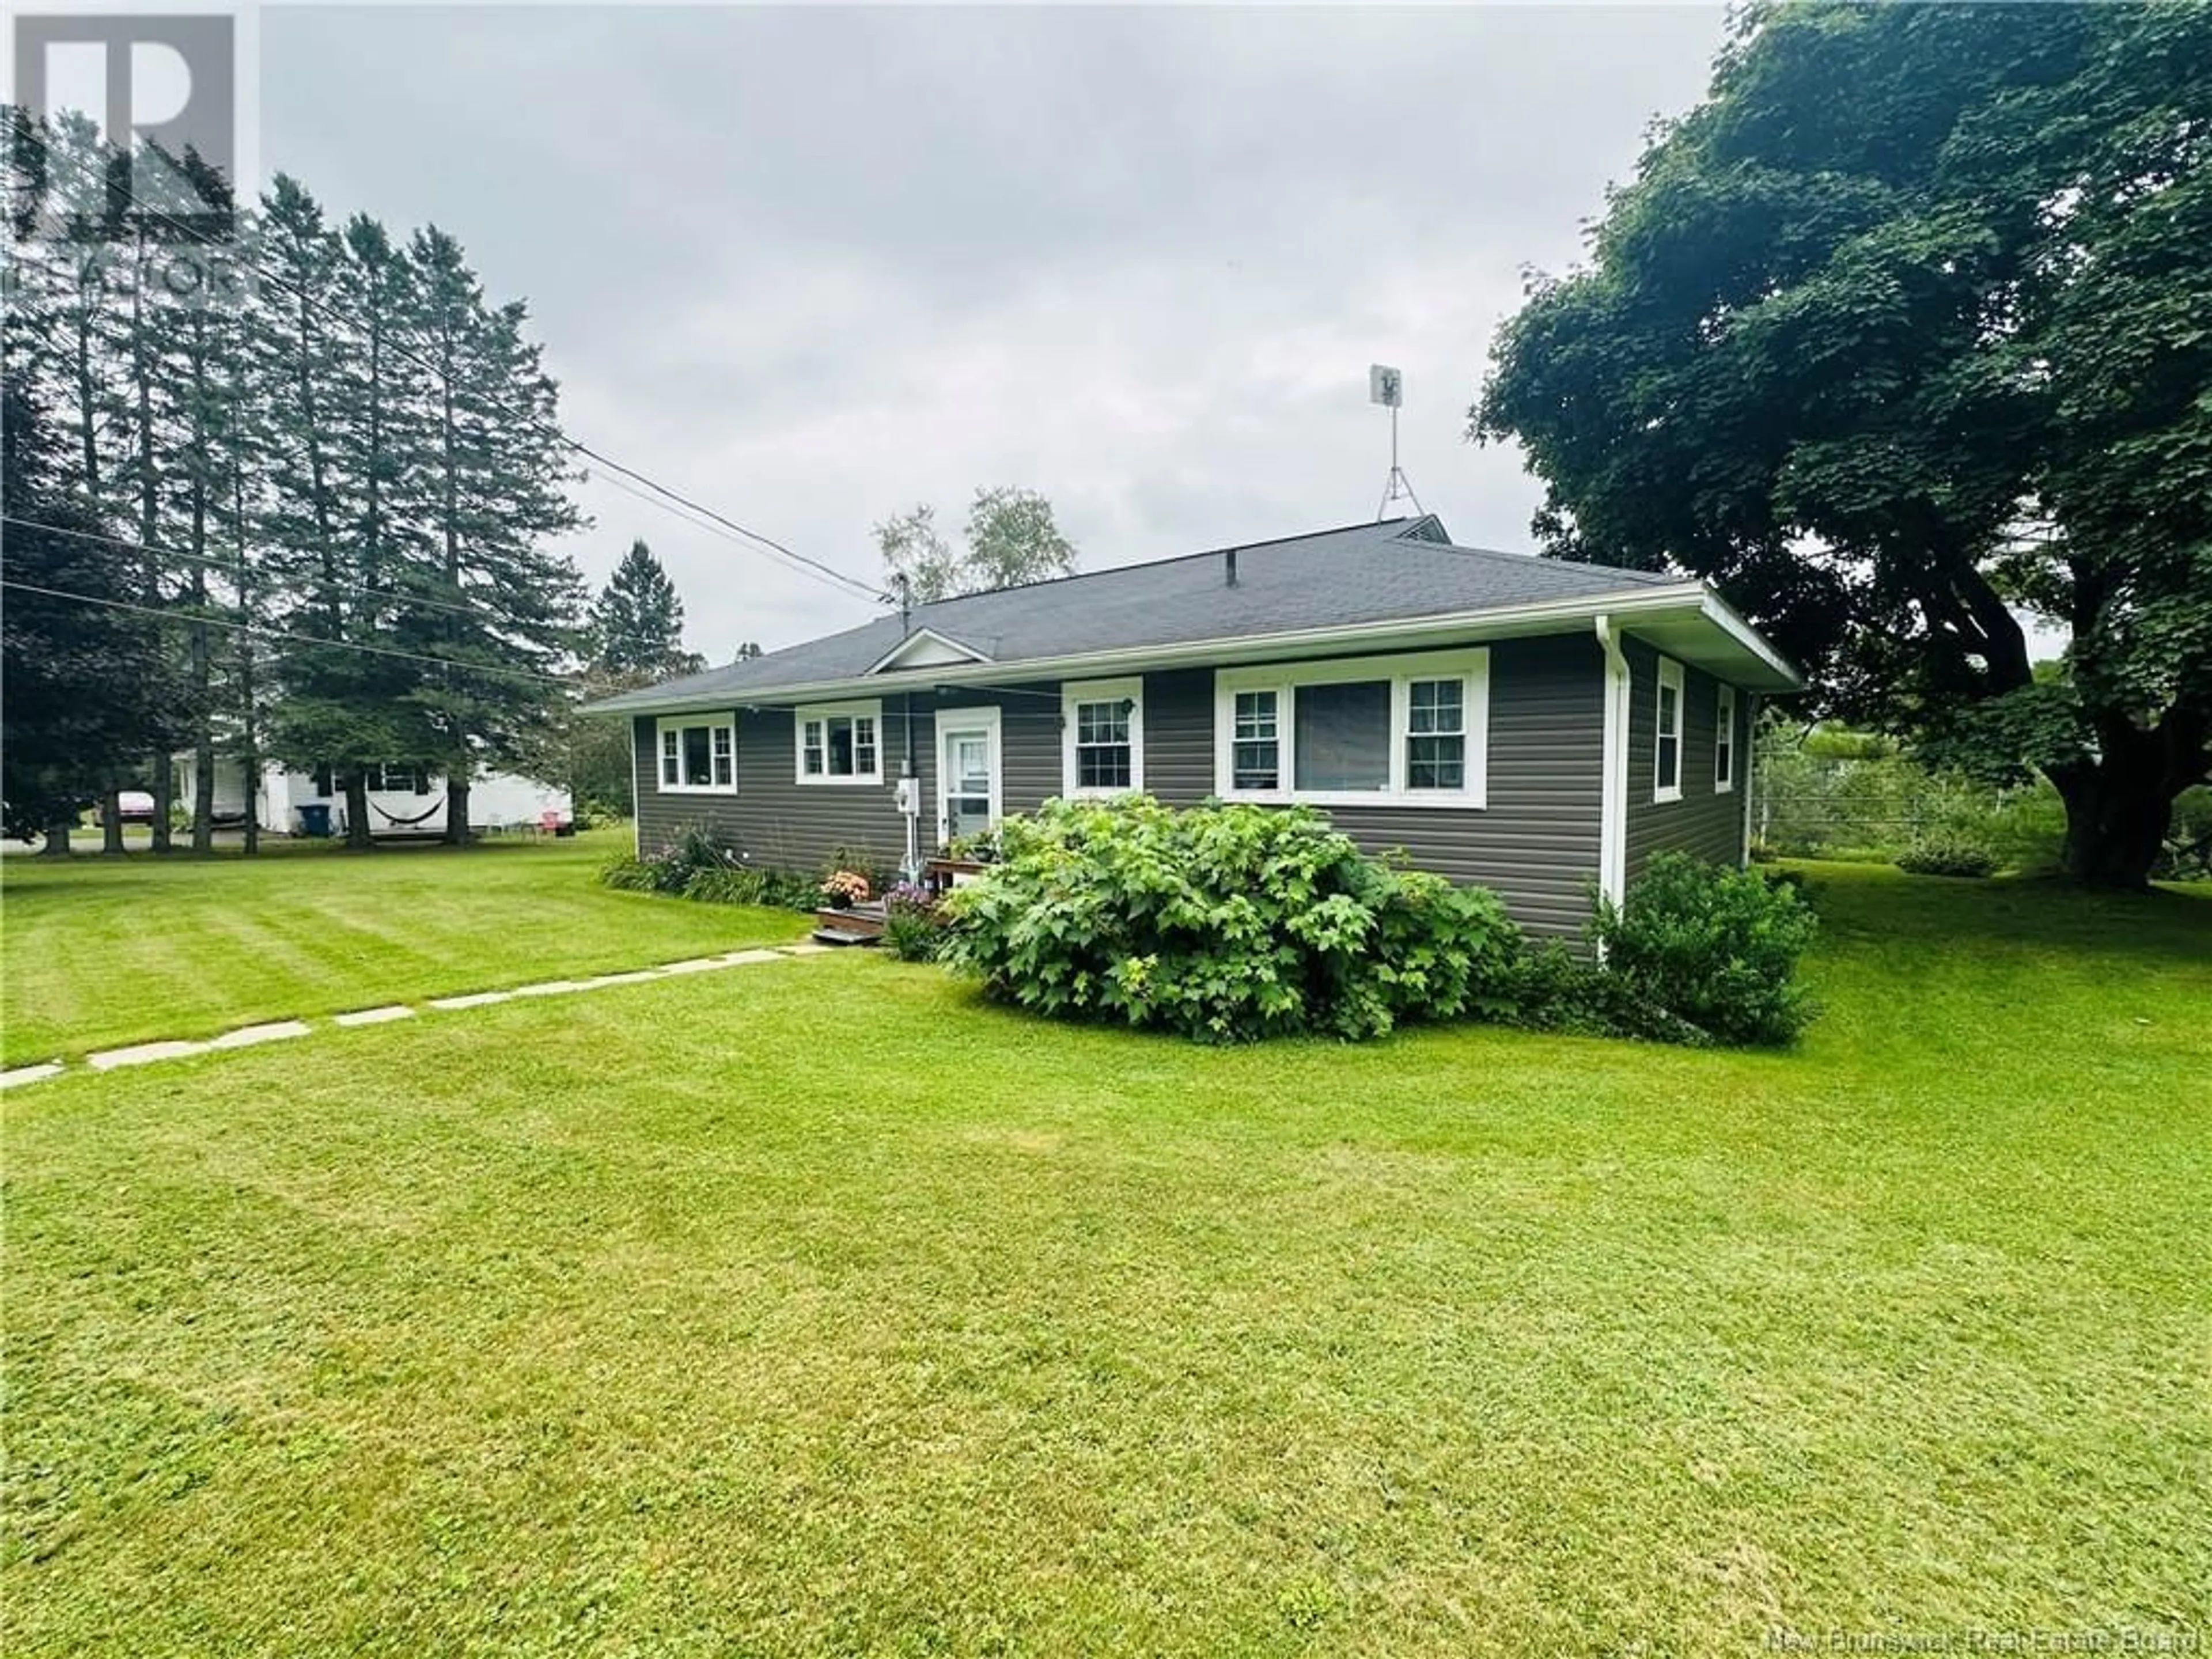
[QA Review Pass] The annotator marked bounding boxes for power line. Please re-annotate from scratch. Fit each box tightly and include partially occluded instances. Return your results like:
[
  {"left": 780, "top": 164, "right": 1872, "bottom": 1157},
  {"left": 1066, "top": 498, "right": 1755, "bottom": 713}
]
[
  {"left": 1, "top": 577, "right": 581, "bottom": 690},
  {"left": 2, "top": 512, "right": 694, "bottom": 658},
  {"left": 100, "top": 188, "right": 888, "bottom": 606}
]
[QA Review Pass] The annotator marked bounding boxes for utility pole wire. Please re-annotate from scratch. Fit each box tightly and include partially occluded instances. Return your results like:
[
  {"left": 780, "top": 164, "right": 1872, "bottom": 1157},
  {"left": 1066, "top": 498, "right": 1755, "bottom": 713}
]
[{"left": 1, "top": 577, "right": 581, "bottom": 689}]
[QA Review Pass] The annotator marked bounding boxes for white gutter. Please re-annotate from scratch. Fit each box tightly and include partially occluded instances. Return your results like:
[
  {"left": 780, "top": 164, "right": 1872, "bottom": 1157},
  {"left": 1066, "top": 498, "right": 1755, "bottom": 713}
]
[
  {"left": 593, "top": 581, "right": 1717, "bottom": 718},
  {"left": 1595, "top": 613, "right": 1630, "bottom": 912}
]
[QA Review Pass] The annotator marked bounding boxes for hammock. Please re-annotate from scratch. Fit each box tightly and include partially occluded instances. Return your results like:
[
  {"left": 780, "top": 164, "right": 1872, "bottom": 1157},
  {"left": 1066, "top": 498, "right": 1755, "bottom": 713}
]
[{"left": 369, "top": 795, "right": 448, "bottom": 828}]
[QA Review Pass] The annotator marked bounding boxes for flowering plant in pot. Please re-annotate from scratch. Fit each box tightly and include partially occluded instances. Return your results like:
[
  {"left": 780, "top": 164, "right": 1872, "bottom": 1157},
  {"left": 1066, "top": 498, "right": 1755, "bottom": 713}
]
[{"left": 820, "top": 869, "right": 872, "bottom": 910}]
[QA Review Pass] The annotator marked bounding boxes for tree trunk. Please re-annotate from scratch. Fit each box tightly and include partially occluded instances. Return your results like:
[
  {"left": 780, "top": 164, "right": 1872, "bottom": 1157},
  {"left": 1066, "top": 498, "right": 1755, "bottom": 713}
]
[
  {"left": 344, "top": 771, "right": 373, "bottom": 850},
  {"left": 443, "top": 775, "right": 472, "bottom": 845},
  {"left": 148, "top": 762, "right": 174, "bottom": 853},
  {"left": 101, "top": 787, "right": 126, "bottom": 855},
  {"left": 2052, "top": 752, "right": 2181, "bottom": 892},
  {"left": 41, "top": 816, "right": 74, "bottom": 858},
  {"left": 192, "top": 730, "right": 216, "bottom": 854}
]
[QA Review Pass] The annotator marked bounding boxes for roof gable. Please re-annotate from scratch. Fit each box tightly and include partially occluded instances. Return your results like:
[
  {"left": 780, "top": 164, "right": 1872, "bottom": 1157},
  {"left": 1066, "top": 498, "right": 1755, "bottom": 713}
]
[{"left": 866, "top": 626, "right": 991, "bottom": 673}]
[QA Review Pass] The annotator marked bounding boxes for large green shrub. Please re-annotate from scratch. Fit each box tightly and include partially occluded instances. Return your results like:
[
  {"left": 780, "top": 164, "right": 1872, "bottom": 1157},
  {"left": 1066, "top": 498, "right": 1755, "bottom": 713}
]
[
  {"left": 1591, "top": 853, "right": 1820, "bottom": 1046},
  {"left": 941, "top": 796, "right": 1524, "bottom": 1043}
]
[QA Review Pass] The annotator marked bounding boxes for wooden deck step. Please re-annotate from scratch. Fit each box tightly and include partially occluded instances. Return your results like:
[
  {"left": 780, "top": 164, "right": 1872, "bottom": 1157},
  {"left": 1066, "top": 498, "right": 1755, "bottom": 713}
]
[{"left": 810, "top": 926, "right": 882, "bottom": 948}]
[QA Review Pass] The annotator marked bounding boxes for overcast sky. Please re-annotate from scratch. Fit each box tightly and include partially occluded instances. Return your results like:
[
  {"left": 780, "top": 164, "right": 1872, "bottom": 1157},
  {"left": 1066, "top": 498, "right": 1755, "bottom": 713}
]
[{"left": 260, "top": 5, "right": 1730, "bottom": 661}]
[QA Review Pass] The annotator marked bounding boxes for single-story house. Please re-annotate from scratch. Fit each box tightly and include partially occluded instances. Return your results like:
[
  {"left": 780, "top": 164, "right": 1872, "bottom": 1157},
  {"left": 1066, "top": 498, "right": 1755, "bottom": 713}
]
[
  {"left": 586, "top": 516, "right": 1800, "bottom": 935},
  {"left": 173, "top": 755, "right": 573, "bottom": 839}
]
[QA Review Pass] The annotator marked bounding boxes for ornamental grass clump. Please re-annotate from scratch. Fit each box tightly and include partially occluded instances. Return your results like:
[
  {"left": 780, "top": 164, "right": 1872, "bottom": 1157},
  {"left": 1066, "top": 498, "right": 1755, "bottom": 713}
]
[{"left": 939, "top": 795, "right": 1524, "bottom": 1043}]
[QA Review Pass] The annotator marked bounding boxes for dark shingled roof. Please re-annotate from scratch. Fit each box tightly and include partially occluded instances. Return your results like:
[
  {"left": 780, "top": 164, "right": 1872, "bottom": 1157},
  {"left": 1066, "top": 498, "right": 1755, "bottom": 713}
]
[{"left": 591, "top": 516, "right": 1687, "bottom": 712}]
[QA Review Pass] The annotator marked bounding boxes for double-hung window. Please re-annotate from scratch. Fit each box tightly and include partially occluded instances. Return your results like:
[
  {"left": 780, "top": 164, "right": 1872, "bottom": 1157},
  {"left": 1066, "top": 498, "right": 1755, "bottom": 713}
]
[
  {"left": 658, "top": 715, "right": 736, "bottom": 793},
  {"left": 1231, "top": 690, "right": 1281, "bottom": 790},
  {"left": 1214, "top": 649, "right": 1487, "bottom": 807},
  {"left": 794, "top": 701, "right": 882, "bottom": 786},
  {"left": 1062, "top": 678, "right": 1143, "bottom": 795},
  {"left": 1714, "top": 683, "right": 1737, "bottom": 794},
  {"left": 1654, "top": 657, "right": 1685, "bottom": 803}
]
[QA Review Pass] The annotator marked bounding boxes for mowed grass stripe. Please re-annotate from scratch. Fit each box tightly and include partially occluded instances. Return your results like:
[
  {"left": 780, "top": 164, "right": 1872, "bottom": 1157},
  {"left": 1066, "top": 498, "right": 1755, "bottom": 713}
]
[
  {"left": 3, "top": 868, "right": 2207, "bottom": 1654},
  {"left": 0, "top": 829, "right": 804, "bottom": 1063}
]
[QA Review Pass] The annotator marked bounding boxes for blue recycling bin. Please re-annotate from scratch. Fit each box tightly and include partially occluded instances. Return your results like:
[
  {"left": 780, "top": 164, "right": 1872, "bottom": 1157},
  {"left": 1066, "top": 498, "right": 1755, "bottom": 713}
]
[{"left": 297, "top": 804, "right": 332, "bottom": 838}]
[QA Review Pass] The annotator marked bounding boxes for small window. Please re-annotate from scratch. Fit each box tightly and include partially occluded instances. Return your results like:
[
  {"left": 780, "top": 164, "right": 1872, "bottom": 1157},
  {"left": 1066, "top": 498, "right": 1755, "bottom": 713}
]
[
  {"left": 365, "top": 764, "right": 427, "bottom": 794},
  {"left": 659, "top": 715, "right": 737, "bottom": 793},
  {"left": 1655, "top": 657, "right": 1685, "bottom": 803},
  {"left": 1075, "top": 700, "right": 1132, "bottom": 789},
  {"left": 1062, "top": 678, "right": 1144, "bottom": 795},
  {"left": 793, "top": 702, "right": 883, "bottom": 785},
  {"left": 1232, "top": 690, "right": 1279, "bottom": 790},
  {"left": 1715, "top": 684, "right": 1737, "bottom": 793},
  {"left": 1405, "top": 678, "right": 1466, "bottom": 791}
]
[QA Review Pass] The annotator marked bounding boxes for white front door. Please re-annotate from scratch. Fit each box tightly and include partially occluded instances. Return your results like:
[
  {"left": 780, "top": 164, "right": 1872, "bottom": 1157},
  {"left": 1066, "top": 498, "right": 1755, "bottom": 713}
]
[{"left": 936, "top": 706, "right": 1003, "bottom": 847}]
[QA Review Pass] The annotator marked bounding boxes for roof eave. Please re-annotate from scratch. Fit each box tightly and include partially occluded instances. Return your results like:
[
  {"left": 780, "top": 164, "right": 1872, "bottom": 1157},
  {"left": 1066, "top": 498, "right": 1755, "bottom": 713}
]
[{"left": 583, "top": 583, "right": 1729, "bottom": 715}]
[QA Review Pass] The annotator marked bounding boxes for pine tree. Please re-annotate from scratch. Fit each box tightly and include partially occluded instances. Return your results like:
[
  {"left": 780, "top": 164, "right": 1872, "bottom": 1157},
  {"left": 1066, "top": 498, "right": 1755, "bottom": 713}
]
[
  {"left": 402, "top": 230, "right": 586, "bottom": 842},
  {"left": 591, "top": 539, "right": 699, "bottom": 676},
  {"left": 1, "top": 378, "right": 175, "bottom": 853}
]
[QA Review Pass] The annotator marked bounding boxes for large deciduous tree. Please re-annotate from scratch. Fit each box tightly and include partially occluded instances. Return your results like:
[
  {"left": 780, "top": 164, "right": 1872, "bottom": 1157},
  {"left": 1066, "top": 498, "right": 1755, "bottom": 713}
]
[
  {"left": 1474, "top": 0, "right": 2211, "bottom": 889},
  {"left": 877, "top": 487, "right": 1078, "bottom": 601}
]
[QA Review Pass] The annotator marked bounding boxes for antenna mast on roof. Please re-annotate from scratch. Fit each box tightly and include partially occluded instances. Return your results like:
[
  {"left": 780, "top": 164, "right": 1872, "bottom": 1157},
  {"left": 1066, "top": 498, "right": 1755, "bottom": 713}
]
[{"left": 1369, "top": 364, "right": 1423, "bottom": 520}]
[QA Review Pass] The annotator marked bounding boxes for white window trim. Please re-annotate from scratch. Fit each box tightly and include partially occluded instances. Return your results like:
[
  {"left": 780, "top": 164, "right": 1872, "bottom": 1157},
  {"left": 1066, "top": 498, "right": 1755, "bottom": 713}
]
[
  {"left": 1061, "top": 676, "right": 1145, "bottom": 797},
  {"left": 1212, "top": 647, "right": 1489, "bottom": 810},
  {"left": 657, "top": 714, "right": 737, "bottom": 795},
  {"left": 1715, "top": 683, "right": 1737, "bottom": 794},
  {"left": 793, "top": 699, "right": 885, "bottom": 787},
  {"left": 1654, "top": 656, "right": 1685, "bottom": 804},
  {"left": 934, "top": 705, "right": 1003, "bottom": 847}
]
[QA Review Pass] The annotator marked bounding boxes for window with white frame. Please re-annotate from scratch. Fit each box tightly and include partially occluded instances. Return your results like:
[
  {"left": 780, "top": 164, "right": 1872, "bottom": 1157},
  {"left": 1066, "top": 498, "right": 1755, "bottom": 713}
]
[
  {"left": 1062, "top": 678, "right": 1143, "bottom": 794},
  {"left": 1231, "top": 690, "right": 1281, "bottom": 790},
  {"left": 658, "top": 715, "right": 736, "bottom": 793},
  {"left": 1654, "top": 657, "right": 1685, "bottom": 803},
  {"left": 1213, "top": 649, "right": 1488, "bottom": 808},
  {"left": 794, "top": 701, "right": 882, "bottom": 785},
  {"left": 363, "top": 763, "right": 429, "bottom": 794},
  {"left": 1715, "top": 683, "right": 1737, "bottom": 793}
]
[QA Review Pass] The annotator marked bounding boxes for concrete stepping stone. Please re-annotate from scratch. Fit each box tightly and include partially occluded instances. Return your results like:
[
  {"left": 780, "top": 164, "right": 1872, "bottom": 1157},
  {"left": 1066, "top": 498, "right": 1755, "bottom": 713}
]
[
  {"left": 574, "top": 969, "right": 660, "bottom": 990},
  {"left": 721, "top": 948, "right": 786, "bottom": 965},
  {"left": 207, "top": 1020, "right": 310, "bottom": 1051},
  {"left": 656, "top": 957, "right": 729, "bottom": 975},
  {"left": 426, "top": 990, "right": 515, "bottom": 1010},
  {"left": 512, "top": 980, "right": 586, "bottom": 998},
  {"left": 88, "top": 1039, "right": 208, "bottom": 1070},
  {"left": 779, "top": 942, "right": 834, "bottom": 956},
  {"left": 1, "top": 1062, "right": 65, "bottom": 1089},
  {"left": 334, "top": 1005, "right": 414, "bottom": 1027}
]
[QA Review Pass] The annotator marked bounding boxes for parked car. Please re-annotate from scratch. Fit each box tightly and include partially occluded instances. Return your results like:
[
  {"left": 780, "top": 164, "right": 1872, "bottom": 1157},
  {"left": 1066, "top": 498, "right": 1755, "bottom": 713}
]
[{"left": 105, "top": 790, "right": 158, "bottom": 825}]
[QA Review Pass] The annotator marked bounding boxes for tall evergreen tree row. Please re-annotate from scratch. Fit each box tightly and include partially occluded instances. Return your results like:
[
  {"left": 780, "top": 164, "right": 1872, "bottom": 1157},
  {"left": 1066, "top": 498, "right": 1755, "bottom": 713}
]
[{"left": 3, "top": 110, "right": 589, "bottom": 850}]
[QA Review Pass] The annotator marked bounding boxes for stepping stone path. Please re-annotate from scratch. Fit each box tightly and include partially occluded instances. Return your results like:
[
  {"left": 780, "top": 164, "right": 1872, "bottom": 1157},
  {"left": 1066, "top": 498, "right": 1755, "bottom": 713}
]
[{"left": 0, "top": 942, "right": 832, "bottom": 1093}]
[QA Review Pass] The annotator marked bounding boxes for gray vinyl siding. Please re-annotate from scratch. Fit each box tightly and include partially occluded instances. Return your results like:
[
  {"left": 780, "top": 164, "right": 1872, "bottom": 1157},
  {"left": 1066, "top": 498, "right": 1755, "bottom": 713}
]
[
  {"left": 1141, "top": 639, "right": 1603, "bottom": 935},
  {"left": 1622, "top": 638, "right": 1749, "bottom": 879},
  {"left": 632, "top": 636, "right": 1608, "bottom": 935},
  {"left": 632, "top": 688, "right": 1063, "bottom": 871}
]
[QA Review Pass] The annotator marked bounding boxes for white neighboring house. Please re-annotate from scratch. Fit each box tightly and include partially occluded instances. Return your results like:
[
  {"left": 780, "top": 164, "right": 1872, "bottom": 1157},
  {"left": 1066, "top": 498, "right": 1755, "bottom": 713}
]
[{"left": 175, "top": 756, "right": 572, "bottom": 838}]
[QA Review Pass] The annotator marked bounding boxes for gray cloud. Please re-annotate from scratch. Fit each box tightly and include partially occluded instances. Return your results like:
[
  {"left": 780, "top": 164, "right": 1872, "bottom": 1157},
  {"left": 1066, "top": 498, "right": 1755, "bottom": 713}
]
[{"left": 262, "top": 4, "right": 1728, "bottom": 659}]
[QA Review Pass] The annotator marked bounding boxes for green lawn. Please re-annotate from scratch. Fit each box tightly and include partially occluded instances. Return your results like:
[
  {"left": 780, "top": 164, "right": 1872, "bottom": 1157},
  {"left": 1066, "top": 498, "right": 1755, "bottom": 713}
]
[
  {"left": 5, "top": 867, "right": 2208, "bottom": 1654},
  {"left": 0, "top": 829, "right": 803, "bottom": 1065}
]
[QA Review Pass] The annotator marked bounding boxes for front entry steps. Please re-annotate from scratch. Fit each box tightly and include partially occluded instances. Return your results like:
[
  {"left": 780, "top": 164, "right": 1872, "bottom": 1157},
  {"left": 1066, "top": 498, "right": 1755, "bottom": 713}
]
[{"left": 812, "top": 900, "right": 886, "bottom": 947}]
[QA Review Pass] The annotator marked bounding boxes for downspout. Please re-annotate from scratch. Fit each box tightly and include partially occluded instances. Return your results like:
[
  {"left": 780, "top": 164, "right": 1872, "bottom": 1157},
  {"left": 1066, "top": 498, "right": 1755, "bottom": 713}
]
[
  {"left": 1741, "top": 692, "right": 1760, "bottom": 867},
  {"left": 902, "top": 690, "right": 920, "bottom": 880},
  {"left": 1595, "top": 615, "right": 1630, "bottom": 916}
]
